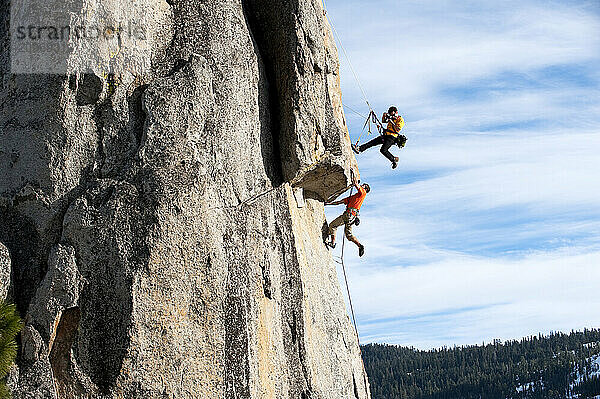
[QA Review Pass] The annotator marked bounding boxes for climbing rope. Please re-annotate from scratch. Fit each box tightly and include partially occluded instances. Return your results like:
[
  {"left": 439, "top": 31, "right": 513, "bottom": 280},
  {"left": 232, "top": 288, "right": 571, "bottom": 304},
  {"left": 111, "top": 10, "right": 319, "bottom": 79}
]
[
  {"left": 342, "top": 103, "right": 369, "bottom": 120},
  {"left": 342, "top": 104, "right": 378, "bottom": 146},
  {"left": 330, "top": 171, "right": 360, "bottom": 344},
  {"left": 340, "top": 227, "right": 361, "bottom": 345},
  {"left": 321, "top": 0, "right": 374, "bottom": 114},
  {"left": 321, "top": 0, "right": 392, "bottom": 149},
  {"left": 322, "top": 4, "right": 379, "bottom": 390}
]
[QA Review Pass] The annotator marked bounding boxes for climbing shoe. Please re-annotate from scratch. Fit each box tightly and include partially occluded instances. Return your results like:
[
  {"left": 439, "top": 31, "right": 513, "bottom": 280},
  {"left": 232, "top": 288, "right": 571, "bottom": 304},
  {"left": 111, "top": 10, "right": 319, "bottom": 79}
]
[
  {"left": 391, "top": 156, "right": 399, "bottom": 169},
  {"left": 351, "top": 144, "right": 360, "bottom": 154},
  {"left": 358, "top": 244, "right": 365, "bottom": 257}
]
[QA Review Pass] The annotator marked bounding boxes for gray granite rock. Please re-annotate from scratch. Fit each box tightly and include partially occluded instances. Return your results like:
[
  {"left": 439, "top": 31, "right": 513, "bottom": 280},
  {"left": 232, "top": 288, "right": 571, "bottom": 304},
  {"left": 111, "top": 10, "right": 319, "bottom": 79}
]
[
  {"left": 0, "top": 242, "right": 10, "bottom": 300},
  {"left": 25, "top": 244, "right": 84, "bottom": 351},
  {"left": 1, "top": 0, "right": 369, "bottom": 398},
  {"left": 10, "top": 326, "right": 57, "bottom": 399}
]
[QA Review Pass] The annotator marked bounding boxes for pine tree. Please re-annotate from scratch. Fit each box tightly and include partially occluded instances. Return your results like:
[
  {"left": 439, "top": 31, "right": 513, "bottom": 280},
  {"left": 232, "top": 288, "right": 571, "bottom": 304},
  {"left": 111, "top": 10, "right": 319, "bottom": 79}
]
[
  {"left": 362, "top": 329, "right": 600, "bottom": 399},
  {"left": 0, "top": 301, "right": 23, "bottom": 399}
]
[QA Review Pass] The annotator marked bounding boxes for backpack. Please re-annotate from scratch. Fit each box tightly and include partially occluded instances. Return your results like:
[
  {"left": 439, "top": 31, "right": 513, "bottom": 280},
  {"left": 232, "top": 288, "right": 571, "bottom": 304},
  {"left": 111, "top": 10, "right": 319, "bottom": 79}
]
[{"left": 396, "top": 134, "right": 407, "bottom": 148}]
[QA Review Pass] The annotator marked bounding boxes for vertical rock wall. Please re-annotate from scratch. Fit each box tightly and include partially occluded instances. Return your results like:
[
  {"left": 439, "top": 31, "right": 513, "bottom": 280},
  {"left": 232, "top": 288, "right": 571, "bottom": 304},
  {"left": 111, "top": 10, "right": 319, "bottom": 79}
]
[{"left": 0, "top": 0, "right": 368, "bottom": 398}]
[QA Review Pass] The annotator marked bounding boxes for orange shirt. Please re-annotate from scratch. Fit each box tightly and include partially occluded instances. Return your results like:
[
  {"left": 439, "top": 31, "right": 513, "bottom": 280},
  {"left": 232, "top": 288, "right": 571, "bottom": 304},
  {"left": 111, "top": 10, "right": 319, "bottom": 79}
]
[{"left": 344, "top": 185, "right": 367, "bottom": 210}]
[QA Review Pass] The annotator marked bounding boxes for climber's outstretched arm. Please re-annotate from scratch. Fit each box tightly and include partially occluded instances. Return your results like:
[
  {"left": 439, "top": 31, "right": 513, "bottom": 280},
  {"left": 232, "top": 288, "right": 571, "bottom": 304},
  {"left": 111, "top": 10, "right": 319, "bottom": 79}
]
[
  {"left": 351, "top": 169, "right": 360, "bottom": 190},
  {"left": 326, "top": 199, "right": 345, "bottom": 206}
]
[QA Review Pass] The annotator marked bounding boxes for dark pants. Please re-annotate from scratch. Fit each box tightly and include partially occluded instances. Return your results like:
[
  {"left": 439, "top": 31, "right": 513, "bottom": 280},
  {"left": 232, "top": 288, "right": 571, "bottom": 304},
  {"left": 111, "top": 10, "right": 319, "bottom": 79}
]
[{"left": 359, "top": 135, "right": 397, "bottom": 163}]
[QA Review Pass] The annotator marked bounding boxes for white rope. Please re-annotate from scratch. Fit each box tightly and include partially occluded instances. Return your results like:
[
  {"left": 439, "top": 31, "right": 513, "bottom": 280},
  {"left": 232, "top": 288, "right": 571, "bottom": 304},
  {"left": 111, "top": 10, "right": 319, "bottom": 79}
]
[
  {"left": 321, "top": 1, "right": 366, "bottom": 343},
  {"left": 322, "top": 0, "right": 374, "bottom": 113},
  {"left": 343, "top": 103, "right": 369, "bottom": 120},
  {"left": 340, "top": 227, "right": 360, "bottom": 345},
  {"left": 328, "top": 173, "right": 360, "bottom": 343}
]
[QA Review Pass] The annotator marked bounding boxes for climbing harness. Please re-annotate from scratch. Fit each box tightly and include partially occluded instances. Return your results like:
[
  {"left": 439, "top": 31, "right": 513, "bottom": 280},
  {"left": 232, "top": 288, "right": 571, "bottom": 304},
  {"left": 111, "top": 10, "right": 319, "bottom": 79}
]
[
  {"left": 347, "top": 207, "right": 360, "bottom": 226},
  {"left": 354, "top": 110, "right": 387, "bottom": 147},
  {"left": 347, "top": 207, "right": 359, "bottom": 217}
]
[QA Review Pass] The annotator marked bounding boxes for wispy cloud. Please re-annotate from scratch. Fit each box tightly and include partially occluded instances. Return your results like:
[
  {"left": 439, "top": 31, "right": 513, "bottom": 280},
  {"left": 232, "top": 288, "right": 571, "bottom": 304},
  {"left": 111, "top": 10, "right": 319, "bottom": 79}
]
[
  {"left": 330, "top": 0, "right": 600, "bottom": 107},
  {"left": 334, "top": 247, "right": 600, "bottom": 348},
  {"left": 324, "top": 0, "right": 600, "bottom": 348}
]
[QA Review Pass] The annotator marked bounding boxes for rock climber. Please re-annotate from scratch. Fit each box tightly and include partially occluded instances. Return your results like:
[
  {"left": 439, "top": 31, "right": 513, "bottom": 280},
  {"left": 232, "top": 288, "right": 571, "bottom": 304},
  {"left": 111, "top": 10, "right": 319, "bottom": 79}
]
[
  {"left": 325, "top": 170, "right": 370, "bottom": 257},
  {"left": 352, "top": 106, "right": 407, "bottom": 169}
]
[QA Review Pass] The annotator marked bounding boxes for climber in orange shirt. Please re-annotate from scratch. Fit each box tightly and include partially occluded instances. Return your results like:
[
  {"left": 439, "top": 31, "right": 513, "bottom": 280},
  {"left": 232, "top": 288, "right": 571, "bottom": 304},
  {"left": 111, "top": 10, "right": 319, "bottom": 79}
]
[
  {"left": 352, "top": 106, "right": 407, "bottom": 169},
  {"left": 325, "top": 170, "right": 370, "bottom": 257}
]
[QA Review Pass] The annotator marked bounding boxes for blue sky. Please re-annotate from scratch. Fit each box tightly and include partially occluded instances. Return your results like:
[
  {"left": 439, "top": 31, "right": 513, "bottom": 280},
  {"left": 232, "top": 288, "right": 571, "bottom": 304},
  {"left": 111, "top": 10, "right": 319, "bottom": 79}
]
[{"left": 322, "top": 0, "right": 600, "bottom": 349}]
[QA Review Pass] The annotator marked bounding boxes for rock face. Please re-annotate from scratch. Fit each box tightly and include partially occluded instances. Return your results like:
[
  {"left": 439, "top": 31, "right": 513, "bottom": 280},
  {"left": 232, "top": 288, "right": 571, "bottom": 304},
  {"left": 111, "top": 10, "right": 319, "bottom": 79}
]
[
  {"left": 0, "top": 242, "right": 10, "bottom": 300},
  {"left": 0, "top": 0, "right": 368, "bottom": 398}
]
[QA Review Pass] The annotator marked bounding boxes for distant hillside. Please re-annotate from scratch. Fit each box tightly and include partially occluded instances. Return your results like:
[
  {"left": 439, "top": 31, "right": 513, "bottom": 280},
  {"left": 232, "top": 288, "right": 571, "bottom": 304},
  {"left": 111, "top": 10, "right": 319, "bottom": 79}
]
[{"left": 362, "top": 329, "right": 600, "bottom": 399}]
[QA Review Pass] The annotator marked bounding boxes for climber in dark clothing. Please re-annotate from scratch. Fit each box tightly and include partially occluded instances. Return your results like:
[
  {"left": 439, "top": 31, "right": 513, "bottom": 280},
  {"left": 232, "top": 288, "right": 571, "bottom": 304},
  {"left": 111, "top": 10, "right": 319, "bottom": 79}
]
[{"left": 352, "top": 106, "right": 407, "bottom": 169}]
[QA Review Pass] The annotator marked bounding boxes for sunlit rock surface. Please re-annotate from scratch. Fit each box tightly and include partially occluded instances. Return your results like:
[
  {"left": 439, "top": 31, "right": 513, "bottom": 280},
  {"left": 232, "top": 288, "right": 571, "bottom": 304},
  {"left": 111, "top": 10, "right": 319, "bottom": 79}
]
[{"left": 0, "top": 0, "right": 368, "bottom": 397}]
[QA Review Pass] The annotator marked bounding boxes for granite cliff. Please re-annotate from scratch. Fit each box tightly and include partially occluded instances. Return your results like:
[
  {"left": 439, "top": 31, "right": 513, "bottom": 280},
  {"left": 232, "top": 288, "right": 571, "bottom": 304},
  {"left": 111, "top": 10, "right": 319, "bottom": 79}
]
[{"left": 0, "top": 0, "right": 369, "bottom": 397}]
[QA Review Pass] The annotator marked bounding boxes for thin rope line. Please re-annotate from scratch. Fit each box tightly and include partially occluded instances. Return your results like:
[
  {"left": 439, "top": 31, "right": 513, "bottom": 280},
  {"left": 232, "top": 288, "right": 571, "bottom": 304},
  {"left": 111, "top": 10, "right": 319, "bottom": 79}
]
[
  {"left": 343, "top": 103, "right": 369, "bottom": 120},
  {"left": 322, "top": 0, "right": 362, "bottom": 346},
  {"left": 340, "top": 234, "right": 360, "bottom": 344},
  {"left": 330, "top": 22, "right": 372, "bottom": 112},
  {"left": 321, "top": 0, "right": 373, "bottom": 113},
  {"left": 339, "top": 180, "right": 360, "bottom": 344},
  {"left": 344, "top": 103, "right": 374, "bottom": 145}
]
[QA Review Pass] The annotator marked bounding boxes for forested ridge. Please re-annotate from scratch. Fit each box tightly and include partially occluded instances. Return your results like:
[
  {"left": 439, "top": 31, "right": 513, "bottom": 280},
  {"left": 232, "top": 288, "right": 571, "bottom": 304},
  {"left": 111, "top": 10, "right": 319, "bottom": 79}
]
[{"left": 362, "top": 329, "right": 600, "bottom": 399}]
